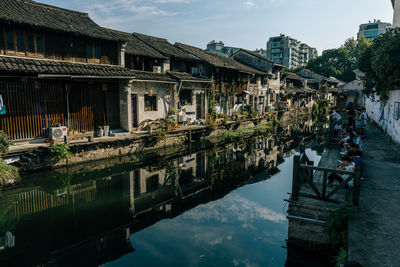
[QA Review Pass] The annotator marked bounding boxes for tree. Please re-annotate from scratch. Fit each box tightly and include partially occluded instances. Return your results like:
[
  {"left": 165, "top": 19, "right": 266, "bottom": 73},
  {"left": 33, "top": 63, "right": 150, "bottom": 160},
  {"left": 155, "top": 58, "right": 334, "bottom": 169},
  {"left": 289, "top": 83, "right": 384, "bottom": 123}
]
[
  {"left": 306, "top": 48, "right": 354, "bottom": 82},
  {"left": 358, "top": 28, "right": 400, "bottom": 102},
  {"left": 304, "top": 37, "right": 371, "bottom": 83}
]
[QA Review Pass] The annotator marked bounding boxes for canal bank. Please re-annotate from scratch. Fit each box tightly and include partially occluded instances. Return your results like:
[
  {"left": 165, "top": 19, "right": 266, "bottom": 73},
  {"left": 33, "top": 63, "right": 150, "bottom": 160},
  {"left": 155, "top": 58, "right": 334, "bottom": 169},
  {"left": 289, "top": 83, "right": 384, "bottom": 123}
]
[
  {"left": 348, "top": 124, "right": 400, "bottom": 266},
  {"left": 1, "top": 110, "right": 315, "bottom": 176}
]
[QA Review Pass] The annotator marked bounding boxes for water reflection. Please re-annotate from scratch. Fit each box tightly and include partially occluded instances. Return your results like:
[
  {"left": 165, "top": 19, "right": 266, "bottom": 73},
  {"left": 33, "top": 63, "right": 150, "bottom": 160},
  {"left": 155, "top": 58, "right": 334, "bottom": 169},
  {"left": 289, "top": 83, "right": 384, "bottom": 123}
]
[{"left": 0, "top": 121, "right": 324, "bottom": 267}]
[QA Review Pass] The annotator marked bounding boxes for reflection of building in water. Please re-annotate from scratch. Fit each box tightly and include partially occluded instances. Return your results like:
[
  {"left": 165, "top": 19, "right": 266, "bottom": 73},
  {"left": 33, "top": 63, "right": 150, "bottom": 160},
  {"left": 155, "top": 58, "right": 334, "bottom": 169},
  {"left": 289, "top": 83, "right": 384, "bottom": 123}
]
[{"left": 2, "top": 132, "right": 315, "bottom": 266}]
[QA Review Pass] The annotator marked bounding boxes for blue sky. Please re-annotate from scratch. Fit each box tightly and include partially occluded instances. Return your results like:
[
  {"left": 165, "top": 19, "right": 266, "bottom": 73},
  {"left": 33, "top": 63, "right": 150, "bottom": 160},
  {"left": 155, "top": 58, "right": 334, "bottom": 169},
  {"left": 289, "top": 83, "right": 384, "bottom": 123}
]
[{"left": 38, "top": 0, "right": 394, "bottom": 54}]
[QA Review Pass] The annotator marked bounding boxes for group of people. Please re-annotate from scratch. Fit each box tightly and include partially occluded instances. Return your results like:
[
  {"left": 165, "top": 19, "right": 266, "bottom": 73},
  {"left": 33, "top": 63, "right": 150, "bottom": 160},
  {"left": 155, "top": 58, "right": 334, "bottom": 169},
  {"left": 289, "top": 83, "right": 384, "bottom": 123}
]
[
  {"left": 328, "top": 107, "right": 366, "bottom": 187},
  {"left": 330, "top": 107, "right": 367, "bottom": 138}
]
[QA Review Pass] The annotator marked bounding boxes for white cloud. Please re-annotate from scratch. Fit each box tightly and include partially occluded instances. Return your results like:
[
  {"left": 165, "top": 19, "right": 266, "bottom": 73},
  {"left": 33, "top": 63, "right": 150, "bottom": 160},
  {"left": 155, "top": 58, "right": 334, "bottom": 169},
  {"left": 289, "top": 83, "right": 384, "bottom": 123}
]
[
  {"left": 182, "top": 193, "right": 286, "bottom": 224},
  {"left": 243, "top": 0, "right": 255, "bottom": 8}
]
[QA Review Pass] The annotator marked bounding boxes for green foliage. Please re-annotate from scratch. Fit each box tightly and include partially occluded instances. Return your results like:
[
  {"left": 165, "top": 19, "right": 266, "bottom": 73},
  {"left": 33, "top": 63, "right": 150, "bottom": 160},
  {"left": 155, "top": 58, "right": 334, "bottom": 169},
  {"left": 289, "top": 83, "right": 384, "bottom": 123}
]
[
  {"left": 250, "top": 108, "right": 258, "bottom": 118},
  {"left": 0, "top": 159, "right": 19, "bottom": 184},
  {"left": 335, "top": 248, "right": 348, "bottom": 267},
  {"left": 206, "top": 117, "right": 217, "bottom": 129},
  {"left": 306, "top": 37, "right": 371, "bottom": 82},
  {"left": 223, "top": 128, "right": 254, "bottom": 141},
  {"left": 0, "top": 131, "right": 11, "bottom": 155},
  {"left": 50, "top": 143, "right": 71, "bottom": 162},
  {"left": 325, "top": 202, "right": 354, "bottom": 245},
  {"left": 208, "top": 79, "right": 217, "bottom": 118},
  {"left": 358, "top": 28, "right": 400, "bottom": 102}
]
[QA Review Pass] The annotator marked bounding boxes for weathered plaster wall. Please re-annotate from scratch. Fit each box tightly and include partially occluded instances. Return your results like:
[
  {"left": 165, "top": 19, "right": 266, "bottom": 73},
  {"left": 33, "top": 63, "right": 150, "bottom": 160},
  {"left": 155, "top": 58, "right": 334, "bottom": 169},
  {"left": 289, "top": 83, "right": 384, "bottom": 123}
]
[
  {"left": 365, "top": 90, "right": 400, "bottom": 145},
  {"left": 119, "top": 81, "right": 132, "bottom": 132},
  {"left": 132, "top": 82, "right": 173, "bottom": 125}
]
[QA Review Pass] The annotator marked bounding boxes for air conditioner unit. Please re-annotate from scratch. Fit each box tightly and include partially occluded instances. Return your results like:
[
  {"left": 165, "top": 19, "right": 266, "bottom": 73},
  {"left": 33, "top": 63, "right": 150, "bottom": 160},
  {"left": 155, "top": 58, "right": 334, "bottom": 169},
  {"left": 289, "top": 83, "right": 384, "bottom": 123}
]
[{"left": 49, "top": 126, "right": 68, "bottom": 140}]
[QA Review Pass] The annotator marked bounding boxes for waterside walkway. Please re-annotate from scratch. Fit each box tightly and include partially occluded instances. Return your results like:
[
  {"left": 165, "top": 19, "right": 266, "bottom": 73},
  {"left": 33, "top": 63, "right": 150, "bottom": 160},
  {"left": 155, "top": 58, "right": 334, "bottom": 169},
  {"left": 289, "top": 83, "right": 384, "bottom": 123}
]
[{"left": 348, "top": 125, "right": 400, "bottom": 267}]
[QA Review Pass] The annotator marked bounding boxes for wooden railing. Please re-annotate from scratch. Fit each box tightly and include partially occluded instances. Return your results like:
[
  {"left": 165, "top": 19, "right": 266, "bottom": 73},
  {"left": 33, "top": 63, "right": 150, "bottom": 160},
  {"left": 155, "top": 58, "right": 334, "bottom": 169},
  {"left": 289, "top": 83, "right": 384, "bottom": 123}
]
[{"left": 291, "top": 152, "right": 362, "bottom": 206}]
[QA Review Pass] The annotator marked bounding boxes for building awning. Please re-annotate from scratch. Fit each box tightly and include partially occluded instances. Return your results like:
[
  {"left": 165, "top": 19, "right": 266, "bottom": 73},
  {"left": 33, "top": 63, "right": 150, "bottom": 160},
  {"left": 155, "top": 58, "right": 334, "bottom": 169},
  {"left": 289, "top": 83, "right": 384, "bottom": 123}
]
[{"left": 0, "top": 55, "right": 135, "bottom": 79}]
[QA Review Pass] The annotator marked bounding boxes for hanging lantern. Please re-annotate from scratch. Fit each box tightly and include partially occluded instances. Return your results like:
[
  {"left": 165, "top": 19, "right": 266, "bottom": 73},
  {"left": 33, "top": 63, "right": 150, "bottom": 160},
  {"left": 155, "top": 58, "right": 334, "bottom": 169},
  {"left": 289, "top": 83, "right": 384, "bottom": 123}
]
[
  {"left": 102, "top": 83, "right": 108, "bottom": 92},
  {"left": 34, "top": 80, "right": 40, "bottom": 89},
  {"left": 148, "top": 89, "right": 153, "bottom": 96}
]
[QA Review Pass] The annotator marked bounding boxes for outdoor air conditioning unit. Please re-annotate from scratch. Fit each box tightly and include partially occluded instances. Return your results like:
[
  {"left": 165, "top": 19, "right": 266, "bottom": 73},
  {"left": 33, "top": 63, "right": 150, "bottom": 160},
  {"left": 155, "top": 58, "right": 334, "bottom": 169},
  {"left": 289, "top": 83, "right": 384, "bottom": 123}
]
[{"left": 49, "top": 126, "right": 68, "bottom": 140}]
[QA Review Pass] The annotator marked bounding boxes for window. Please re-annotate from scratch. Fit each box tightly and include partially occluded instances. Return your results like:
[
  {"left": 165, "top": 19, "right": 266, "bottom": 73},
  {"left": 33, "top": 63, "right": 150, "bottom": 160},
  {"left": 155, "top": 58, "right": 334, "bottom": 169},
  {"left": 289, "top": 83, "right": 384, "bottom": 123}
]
[
  {"left": 27, "top": 34, "right": 35, "bottom": 52},
  {"left": 87, "top": 42, "right": 100, "bottom": 61},
  {"left": 94, "top": 45, "right": 100, "bottom": 59},
  {"left": 87, "top": 44, "right": 93, "bottom": 59},
  {"left": 180, "top": 90, "right": 192, "bottom": 105},
  {"left": 36, "top": 35, "right": 44, "bottom": 53},
  {"left": 146, "top": 174, "right": 159, "bottom": 192},
  {"left": 16, "top": 33, "right": 24, "bottom": 52},
  {"left": 4, "top": 29, "right": 44, "bottom": 55},
  {"left": 144, "top": 94, "right": 157, "bottom": 111},
  {"left": 5, "top": 31, "right": 14, "bottom": 51}
]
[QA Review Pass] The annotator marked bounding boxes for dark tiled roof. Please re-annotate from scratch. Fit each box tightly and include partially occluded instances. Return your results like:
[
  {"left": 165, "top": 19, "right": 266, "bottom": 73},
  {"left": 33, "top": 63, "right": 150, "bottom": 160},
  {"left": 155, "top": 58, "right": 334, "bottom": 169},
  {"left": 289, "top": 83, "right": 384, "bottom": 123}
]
[
  {"left": 299, "top": 69, "right": 338, "bottom": 84},
  {"left": 282, "top": 71, "right": 305, "bottom": 81},
  {"left": 235, "top": 49, "right": 285, "bottom": 68},
  {"left": 0, "top": 0, "right": 124, "bottom": 42},
  {"left": 133, "top": 33, "right": 198, "bottom": 61},
  {"left": 131, "top": 70, "right": 176, "bottom": 82},
  {"left": 0, "top": 55, "right": 134, "bottom": 78},
  {"left": 175, "top": 43, "right": 266, "bottom": 75},
  {"left": 102, "top": 29, "right": 167, "bottom": 59},
  {"left": 167, "top": 71, "right": 211, "bottom": 82}
]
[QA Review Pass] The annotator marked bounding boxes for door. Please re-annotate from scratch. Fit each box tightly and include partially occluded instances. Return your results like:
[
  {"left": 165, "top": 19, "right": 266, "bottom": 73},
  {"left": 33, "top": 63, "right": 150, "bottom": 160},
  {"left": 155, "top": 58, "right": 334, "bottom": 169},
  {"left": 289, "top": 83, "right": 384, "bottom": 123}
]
[
  {"left": 131, "top": 94, "right": 138, "bottom": 127},
  {"left": 196, "top": 93, "right": 202, "bottom": 119}
]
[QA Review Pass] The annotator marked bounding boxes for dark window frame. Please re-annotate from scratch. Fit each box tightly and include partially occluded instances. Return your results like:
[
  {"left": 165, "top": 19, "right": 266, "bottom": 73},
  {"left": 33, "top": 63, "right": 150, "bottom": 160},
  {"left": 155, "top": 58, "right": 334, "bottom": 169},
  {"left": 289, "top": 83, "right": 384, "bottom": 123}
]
[{"left": 144, "top": 94, "right": 157, "bottom": 111}]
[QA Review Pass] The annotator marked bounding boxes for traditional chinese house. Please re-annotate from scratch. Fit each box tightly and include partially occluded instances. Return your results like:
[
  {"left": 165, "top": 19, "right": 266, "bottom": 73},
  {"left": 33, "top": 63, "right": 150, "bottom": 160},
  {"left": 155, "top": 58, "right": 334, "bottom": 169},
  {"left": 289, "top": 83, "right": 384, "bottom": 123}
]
[{"left": 0, "top": 0, "right": 133, "bottom": 140}]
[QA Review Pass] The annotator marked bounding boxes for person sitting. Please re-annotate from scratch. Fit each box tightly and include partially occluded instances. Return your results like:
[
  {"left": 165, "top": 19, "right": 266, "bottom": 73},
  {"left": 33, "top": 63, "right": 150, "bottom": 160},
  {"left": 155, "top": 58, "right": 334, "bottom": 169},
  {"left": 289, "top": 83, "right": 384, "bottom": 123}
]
[
  {"left": 348, "top": 150, "right": 364, "bottom": 173},
  {"left": 333, "top": 121, "right": 343, "bottom": 138},
  {"left": 328, "top": 156, "right": 355, "bottom": 187}
]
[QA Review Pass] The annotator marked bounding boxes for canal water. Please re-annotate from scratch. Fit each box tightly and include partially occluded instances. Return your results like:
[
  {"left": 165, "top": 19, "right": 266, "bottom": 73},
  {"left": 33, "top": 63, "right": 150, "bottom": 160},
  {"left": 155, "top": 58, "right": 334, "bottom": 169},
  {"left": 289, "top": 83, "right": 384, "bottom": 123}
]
[{"left": 0, "top": 124, "right": 325, "bottom": 266}]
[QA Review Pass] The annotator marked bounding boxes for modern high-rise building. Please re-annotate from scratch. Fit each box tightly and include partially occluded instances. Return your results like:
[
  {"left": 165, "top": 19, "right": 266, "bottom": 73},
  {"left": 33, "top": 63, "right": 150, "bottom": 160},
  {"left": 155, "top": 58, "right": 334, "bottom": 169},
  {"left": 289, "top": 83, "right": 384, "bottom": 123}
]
[
  {"left": 266, "top": 35, "right": 317, "bottom": 69},
  {"left": 393, "top": 0, "right": 400, "bottom": 27},
  {"left": 357, "top": 20, "right": 392, "bottom": 41}
]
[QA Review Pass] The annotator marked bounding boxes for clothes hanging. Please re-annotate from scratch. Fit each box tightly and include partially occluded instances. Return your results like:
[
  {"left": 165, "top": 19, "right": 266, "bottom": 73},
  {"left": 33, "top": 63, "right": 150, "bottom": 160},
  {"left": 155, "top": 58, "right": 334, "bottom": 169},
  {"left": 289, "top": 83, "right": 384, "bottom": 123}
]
[{"left": 0, "top": 94, "right": 5, "bottom": 115}]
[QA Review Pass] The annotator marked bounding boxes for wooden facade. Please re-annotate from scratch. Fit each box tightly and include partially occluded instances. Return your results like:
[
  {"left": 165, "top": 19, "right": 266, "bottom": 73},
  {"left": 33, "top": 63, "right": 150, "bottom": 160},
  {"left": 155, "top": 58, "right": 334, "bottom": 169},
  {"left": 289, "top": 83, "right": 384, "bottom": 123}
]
[{"left": 0, "top": 80, "right": 120, "bottom": 140}]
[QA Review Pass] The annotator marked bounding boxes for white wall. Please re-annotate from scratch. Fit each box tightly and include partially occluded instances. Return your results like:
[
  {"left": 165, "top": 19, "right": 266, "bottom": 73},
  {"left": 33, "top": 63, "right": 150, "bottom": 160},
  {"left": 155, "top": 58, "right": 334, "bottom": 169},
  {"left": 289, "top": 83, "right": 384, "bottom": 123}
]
[
  {"left": 131, "top": 82, "right": 173, "bottom": 126},
  {"left": 365, "top": 89, "right": 400, "bottom": 145}
]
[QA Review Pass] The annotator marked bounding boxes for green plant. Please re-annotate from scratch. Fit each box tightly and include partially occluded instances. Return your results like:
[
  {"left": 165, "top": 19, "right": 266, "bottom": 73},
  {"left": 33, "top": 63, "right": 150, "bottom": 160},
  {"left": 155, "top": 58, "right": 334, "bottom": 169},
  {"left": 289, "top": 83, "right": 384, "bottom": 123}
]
[
  {"left": 334, "top": 248, "right": 348, "bottom": 267},
  {"left": 250, "top": 108, "right": 258, "bottom": 118},
  {"left": 0, "top": 159, "right": 19, "bottom": 184},
  {"left": 358, "top": 28, "right": 400, "bottom": 102},
  {"left": 325, "top": 202, "right": 354, "bottom": 245},
  {"left": 50, "top": 143, "right": 71, "bottom": 162},
  {"left": 0, "top": 131, "right": 11, "bottom": 155},
  {"left": 206, "top": 117, "right": 217, "bottom": 129},
  {"left": 154, "top": 127, "right": 168, "bottom": 141}
]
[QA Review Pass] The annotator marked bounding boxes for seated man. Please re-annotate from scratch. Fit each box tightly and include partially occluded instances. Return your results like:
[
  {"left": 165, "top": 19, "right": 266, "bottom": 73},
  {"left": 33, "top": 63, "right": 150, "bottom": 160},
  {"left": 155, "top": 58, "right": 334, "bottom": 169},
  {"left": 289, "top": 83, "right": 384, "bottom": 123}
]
[
  {"left": 328, "top": 156, "right": 355, "bottom": 186},
  {"left": 348, "top": 150, "right": 364, "bottom": 173},
  {"left": 333, "top": 121, "right": 343, "bottom": 138}
]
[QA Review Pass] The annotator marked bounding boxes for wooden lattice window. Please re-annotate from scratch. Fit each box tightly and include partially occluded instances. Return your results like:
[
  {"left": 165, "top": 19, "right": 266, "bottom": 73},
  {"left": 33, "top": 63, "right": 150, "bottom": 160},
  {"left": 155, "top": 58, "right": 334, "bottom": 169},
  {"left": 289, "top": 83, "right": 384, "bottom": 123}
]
[{"left": 144, "top": 94, "right": 157, "bottom": 111}]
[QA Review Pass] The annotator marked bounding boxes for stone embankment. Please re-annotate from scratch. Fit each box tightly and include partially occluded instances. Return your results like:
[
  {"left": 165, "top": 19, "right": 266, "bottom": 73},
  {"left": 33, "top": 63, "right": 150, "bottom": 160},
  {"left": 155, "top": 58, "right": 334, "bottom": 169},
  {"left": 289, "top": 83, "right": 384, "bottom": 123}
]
[{"left": 3, "top": 117, "right": 278, "bottom": 174}]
